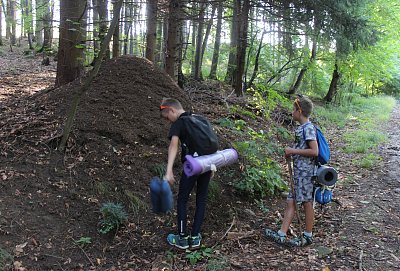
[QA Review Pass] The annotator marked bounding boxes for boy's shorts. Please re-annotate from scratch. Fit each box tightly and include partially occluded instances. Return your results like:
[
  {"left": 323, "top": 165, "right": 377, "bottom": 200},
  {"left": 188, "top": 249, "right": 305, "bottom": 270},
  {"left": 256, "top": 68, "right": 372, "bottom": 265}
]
[{"left": 287, "top": 176, "right": 314, "bottom": 202}]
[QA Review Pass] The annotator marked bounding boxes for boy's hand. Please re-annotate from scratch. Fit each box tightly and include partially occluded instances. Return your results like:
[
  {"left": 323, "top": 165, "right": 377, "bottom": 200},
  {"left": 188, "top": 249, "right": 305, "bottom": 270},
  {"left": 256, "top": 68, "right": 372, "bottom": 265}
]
[
  {"left": 284, "top": 147, "right": 295, "bottom": 158},
  {"left": 164, "top": 171, "right": 175, "bottom": 186}
]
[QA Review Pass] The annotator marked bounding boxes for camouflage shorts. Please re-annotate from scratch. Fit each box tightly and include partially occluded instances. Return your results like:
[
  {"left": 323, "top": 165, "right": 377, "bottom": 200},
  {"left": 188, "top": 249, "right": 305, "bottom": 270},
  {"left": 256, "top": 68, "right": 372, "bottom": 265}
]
[{"left": 287, "top": 176, "right": 314, "bottom": 202}]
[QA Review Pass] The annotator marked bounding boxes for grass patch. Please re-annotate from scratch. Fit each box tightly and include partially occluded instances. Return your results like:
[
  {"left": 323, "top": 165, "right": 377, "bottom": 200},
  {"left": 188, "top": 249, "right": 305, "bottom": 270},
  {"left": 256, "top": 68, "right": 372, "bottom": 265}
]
[
  {"left": 343, "top": 130, "right": 387, "bottom": 154},
  {"left": 353, "top": 153, "right": 382, "bottom": 169}
]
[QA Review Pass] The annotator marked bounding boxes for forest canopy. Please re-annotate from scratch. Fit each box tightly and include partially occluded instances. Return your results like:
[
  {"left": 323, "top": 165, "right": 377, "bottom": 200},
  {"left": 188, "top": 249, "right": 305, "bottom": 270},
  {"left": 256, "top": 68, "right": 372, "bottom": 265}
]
[{"left": 1, "top": 0, "right": 399, "bottom": 100}]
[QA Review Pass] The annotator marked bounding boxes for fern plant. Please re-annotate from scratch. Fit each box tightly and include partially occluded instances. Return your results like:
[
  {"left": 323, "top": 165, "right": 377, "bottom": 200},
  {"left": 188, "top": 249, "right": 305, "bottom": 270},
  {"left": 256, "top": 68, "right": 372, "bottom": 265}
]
[{"left": 98, "top": 202, "right": 128, "bottom": 234}]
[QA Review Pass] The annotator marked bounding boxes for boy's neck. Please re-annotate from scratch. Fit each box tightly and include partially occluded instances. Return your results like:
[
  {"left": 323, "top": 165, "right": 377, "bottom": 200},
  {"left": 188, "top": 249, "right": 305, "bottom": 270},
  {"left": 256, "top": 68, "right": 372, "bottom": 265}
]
[{"left": 299, "top": 116, "right": 310, "bottom": 125}]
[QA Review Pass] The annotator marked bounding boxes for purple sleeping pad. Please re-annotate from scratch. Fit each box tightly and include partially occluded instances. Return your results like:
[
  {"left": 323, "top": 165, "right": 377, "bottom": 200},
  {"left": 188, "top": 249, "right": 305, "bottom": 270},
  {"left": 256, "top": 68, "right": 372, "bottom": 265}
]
[{"left": 183, "top": 148, "right": 239, "bottom": 177}]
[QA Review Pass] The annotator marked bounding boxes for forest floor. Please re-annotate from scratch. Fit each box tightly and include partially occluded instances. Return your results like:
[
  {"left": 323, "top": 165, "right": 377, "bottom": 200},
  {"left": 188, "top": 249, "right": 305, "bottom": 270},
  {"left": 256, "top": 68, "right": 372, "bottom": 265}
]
[{"left": 0, "top": 41, "right": 399, "bottom": 271}]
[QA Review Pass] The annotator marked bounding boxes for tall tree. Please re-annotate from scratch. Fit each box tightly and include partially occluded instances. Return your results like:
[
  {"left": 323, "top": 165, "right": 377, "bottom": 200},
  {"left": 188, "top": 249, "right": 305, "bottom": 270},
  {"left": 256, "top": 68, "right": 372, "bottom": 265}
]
[
  {"left": 9, "top": 0, "right": 16, "bottom": 45},
  {"left": 0, "top": 1, "right": 3, "bottom": 45},
  {"left": 41, "top": 0, "right": 52, "bottom": 51},
  {"left": 225, "top": 0, "right": 239, "bottom": 85},
  {"left": 209, "top": 0, "right": 223, "bottom": 80},
  {"left": 234, "top": 0, "right": 250, "bottom": 96},
  {"left": 55, "top": 0, "right": 88, "bottom": 87},
  {"left": 145, "top": 0, "right": 157, "bottom": 62},
  {"left": 193, "top": 1, "right": 206, "bottom": 80},
  {"left": 165, "top": 0, "right": 182, "bottom": 80}
]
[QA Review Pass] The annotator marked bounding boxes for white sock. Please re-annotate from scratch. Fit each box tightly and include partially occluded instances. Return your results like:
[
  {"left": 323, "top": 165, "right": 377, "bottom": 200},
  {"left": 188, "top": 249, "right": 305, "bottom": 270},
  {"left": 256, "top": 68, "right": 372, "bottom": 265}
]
[
  {"left": 277, "top": 230, "right": 286, "bottom": 237},
  {"left": 303, "top": 231, "right": 312, "bottom": 237}
]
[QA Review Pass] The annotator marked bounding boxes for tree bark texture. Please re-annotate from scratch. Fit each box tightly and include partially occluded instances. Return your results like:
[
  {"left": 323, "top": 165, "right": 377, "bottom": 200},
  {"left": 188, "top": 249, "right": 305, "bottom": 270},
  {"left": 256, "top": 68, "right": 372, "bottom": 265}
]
[
  {"left": 165, "top": 0, "right": 181, "bottom": 80},
  {"left": 225, "top": 0, "right": 239, "bottom": 85},
  {"left": 145, "top": 0, "right": 157, "bottom": 62},
  {"left": 324, "top": 62, "right": 340, "bottom": 103},
  {"left": 234, "top": 0, "right": 250, "bottom": 96},
  {"left": 55, "top": 0, "right": 87, "bottom": 87},
  {"left": 193, "top": 1, "right": 206, "bottom": 80},
  {"left": 209, "top": 0, "right": 223, "bottom": 80}
]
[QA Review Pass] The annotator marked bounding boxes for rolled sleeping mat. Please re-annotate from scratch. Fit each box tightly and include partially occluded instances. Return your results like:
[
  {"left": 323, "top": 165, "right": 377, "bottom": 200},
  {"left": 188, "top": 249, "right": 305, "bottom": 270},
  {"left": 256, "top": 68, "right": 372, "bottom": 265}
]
[
  {"left": 316, "top": 165, "right": 338, "bottom": 186},
  {"left": 183, "top": 148, "right": 239, "bottom": 177},
  {"left": 149, "top": 176, "right": 173, "bottom": 213}
]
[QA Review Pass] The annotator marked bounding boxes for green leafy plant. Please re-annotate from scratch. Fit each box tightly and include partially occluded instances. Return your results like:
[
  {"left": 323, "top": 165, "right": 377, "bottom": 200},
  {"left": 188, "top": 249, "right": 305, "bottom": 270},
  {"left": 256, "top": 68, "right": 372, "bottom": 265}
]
[
  {"left": 185, "top": 247, "right": 213, "bottom": 265},
  {"left": 151, "top": 163, "right": 166, "bottom": 179},
  {"left": 98, "top": 202, "right": 128, "bottom": 234},
  {"left": 74, "top": 237, "right": 92, "bottom": 248}
]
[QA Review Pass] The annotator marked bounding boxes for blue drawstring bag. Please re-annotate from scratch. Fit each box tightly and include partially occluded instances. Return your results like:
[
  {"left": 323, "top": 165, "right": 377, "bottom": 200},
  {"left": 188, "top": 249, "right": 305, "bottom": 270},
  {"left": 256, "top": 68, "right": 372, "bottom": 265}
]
[
  {"left": 314, "top": 186, "right": 333, "bottom": 205},
  {"left": 150, "top": 177, "right": 173, "bottom": 213}
]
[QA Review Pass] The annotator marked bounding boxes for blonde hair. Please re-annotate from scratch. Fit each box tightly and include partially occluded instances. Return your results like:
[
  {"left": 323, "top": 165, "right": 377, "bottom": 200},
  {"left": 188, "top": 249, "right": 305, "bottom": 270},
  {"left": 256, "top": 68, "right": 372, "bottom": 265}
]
[{"left": 294, "top": 96, "right": 313, "bottom": 117}]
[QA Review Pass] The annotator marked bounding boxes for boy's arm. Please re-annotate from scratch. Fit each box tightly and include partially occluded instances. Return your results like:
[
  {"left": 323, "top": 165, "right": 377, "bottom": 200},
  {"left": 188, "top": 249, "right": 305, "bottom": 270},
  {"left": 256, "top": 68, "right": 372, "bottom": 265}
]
[
  {"left": 165, "top": 135, "right": 180, "bottom": 185},
  {"left": 285, "top": 140, "right": 318, "bottom": 158}
]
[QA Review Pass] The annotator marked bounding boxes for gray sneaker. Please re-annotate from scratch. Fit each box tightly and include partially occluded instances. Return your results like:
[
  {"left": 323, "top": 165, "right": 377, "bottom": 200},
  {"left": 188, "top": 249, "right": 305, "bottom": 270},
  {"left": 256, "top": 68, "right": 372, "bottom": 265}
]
[
  {"left": 264, "top": 228, "right": 287, "bottom": 244},
  {"left": 190, "top": 233, "right": 202, "bottom": 248},
  {"left": 288, "top": 233, "right": 313, "bottom": 247}
]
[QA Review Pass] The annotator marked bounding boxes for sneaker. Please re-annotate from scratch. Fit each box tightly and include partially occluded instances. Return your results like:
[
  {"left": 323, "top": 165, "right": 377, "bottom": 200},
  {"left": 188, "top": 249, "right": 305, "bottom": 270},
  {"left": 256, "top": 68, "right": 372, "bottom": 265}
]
[
  {"left": 288, "top": 233, "right": 313, "bottom": 247},
  {"left": 190, "top": 233, "right": 202, "bottom": 248},
  {"left": 167, "top": 233, "right": 189, "bottom": 249},
  {"left": 264, "top": 228, "right": 286, "bottom": 244}
]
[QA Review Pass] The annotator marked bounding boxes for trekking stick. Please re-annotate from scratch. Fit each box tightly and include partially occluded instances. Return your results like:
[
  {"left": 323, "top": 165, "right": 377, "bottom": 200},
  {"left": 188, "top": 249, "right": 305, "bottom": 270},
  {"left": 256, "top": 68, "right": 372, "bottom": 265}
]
[{"left": 286, "top": 157, "right": 304, "bottom": 241}]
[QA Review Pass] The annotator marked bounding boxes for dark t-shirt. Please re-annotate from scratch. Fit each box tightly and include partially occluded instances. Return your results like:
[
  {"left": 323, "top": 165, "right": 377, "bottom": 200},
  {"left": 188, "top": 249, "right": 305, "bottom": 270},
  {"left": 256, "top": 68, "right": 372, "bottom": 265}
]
[{"left": 168, "top": 111, "right": 191, "bottom": 161}]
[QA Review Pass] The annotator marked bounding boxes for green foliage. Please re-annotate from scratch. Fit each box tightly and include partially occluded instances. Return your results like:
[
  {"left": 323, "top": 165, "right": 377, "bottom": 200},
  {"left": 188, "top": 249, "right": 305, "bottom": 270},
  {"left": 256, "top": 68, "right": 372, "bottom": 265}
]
[
  {"left": 207, "top": 180, "right": 221, "bottom": 201},
  {"left": 343, "top": 130, "right": 386, "bottom": 154},
  {"left": 0, "top": 247, "right": 13, "bottom": 271},
  {"left": 228, "top": 106, "right": 258, "bottom": 119},
  {"left": 251, "top": 86, "right": 291, "bottom": 118},
  {"left": 185, "top": 247, "right": 213, "bottom": 265},
  {"left": 151, "top": 163, "right": 166, "bottom": 179},
  {"left": 74, "top": 237, "right": 92, "bottom": 248},
  {"left": 353, "top": 153, "right": 382, "bottom": 169},
  {"left": 98, "top": 202, "right": 128, "bottom": 234},
  {"left": 124, "top": 190, "right": 147, "bottom": 215},
  {"left": 233, "top": 141, "right": 286, "bottom": 197},
  {"left": 255, "top": 199, "right": 270, "bottom": 214}
]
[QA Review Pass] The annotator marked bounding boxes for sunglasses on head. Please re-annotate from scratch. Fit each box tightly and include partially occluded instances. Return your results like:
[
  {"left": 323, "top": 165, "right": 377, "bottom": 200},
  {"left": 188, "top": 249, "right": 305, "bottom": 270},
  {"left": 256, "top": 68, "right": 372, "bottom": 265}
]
[
  {"left": 159, "top": 105, "right": 171, "bottom": 111},
  {"left": 294, "top": 98, "right": 302, "bottom": 113}
]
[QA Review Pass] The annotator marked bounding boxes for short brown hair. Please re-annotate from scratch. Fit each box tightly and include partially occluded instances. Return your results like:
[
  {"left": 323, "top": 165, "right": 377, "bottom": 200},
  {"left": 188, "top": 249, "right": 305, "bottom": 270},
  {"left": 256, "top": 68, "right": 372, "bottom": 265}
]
[
  {"left": 160, "top": 98, "right": 183, "bottom": 110},
  {"left": 294, "top": 95, "right": 313, "bottom": 117}
]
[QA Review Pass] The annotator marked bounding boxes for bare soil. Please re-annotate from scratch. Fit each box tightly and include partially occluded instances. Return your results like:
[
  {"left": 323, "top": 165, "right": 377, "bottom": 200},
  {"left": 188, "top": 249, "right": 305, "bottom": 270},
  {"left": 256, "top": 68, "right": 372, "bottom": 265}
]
[{"left": 0, "top": 42, "right": 399, "bottom": 271}]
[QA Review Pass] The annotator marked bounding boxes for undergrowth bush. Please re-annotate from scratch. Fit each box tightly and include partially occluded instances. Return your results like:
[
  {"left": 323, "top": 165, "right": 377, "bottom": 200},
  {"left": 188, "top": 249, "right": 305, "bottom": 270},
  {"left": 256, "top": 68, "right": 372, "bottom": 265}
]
[
  {"left": 233, "top": 140, "right": 286, "bottom": 197},
  {"left": 98, "top": 202, "right": 128, "bottom": 234}
]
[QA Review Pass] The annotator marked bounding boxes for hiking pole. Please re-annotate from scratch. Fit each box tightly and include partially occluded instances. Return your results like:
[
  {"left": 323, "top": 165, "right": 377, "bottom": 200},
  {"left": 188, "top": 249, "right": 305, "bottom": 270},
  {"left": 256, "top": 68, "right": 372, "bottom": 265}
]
[{"left": 286, "top": 157, "right": 304, "bottom": 242}]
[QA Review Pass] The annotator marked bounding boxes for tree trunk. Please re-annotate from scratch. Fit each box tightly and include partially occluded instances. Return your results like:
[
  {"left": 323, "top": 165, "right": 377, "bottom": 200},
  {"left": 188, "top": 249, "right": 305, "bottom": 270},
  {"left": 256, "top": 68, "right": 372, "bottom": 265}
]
[
  {"left": 112, "top": 12, "right": 120, "bottom": 58},
  {"left": 92, "top": 0, "right": 100, "bottom": 53},
  {"left": 225, "top": 0, "right": 239, "bottom": 85},
  {"left": 42, "top": 0, "right": 52, "bottom": 50},
  {"left": 145, "top": 0, "right": 157, "bottom": 62},
  {"left": 55, "top": 0, "right": 87, "bottom": 87},
  {"left": 234, "top": 0, "right": 250, "bottom": 96},
  {"left": 209, "top": 0, "right": 223, "bottom": 80},
  {"left": 248, "top": 30, "right": 264, "bottom": 89},
  {"left": 9, "top": 0, "right": 16, "bottom": 45},
  {"left": 97, "top": 0, "right": 109, "bottom": 59},
  {"left": 193, "top": 1, "right": 206, "bottom": 80},
  {"left": 35, "top": 0, "right": 43, "bottom": 45},
  {"left": 59, "top": 0, "right": 123, "bottom": 152},
  {"left": 288, "top": 37, "right": 317, "bottom": 95},
  {"left": 324, "top": 62, "right": 340, "bottom": 103},
  {"left": 165, "top": 0, "right": 181, "bottom": 80},
  {"left": 0, "top": 0, "right": 2, "bottom": 45},
  {"left": 199, "top": 4, "right": 216, "bottom": 80}
]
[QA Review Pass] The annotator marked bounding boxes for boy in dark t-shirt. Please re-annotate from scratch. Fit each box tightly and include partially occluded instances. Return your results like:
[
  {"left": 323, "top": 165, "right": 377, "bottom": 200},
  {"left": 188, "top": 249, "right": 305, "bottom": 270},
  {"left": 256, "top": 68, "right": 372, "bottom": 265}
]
[{"left": 160, "top": 98, "right": 212, "bottom": 249}]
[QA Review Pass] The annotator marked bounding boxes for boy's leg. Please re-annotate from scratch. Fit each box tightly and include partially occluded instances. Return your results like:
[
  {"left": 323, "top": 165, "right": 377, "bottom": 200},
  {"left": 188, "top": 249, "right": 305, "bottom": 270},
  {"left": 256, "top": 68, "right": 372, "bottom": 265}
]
[
  {"left": 191, "top": 171, "right": 212, "bottom": 236},
  {"left": 177, "top": 173, "right": 197, "bottom": 235},
  {"left": 280, "top": 199, "right": 296, "bottom": 234},
  {"left": 303, "top": 201, "right": 314, "bottom": 233}
]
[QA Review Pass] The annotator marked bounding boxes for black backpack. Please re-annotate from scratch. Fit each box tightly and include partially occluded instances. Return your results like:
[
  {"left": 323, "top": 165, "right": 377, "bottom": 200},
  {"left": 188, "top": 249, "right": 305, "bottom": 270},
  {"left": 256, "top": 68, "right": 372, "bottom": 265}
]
[{"left": 182, "top": 114, "right": 219, "bottom": 156}]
